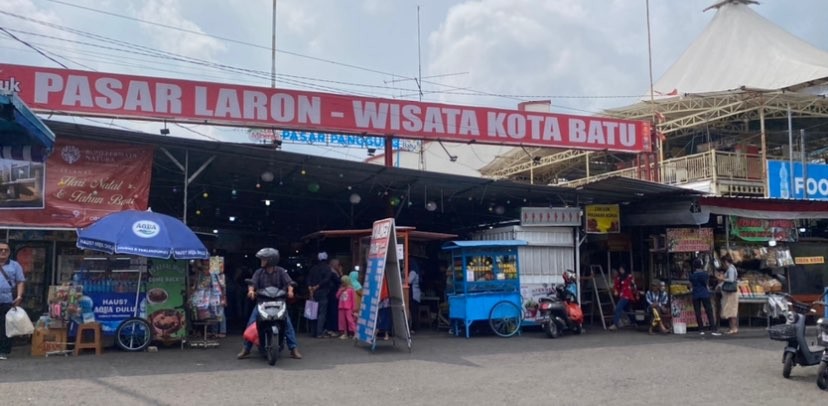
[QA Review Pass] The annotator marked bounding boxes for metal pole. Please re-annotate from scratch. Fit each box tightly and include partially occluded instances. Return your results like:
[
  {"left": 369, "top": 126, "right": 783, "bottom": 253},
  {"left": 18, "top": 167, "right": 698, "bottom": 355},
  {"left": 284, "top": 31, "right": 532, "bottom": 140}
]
[
  {"left": 787, "top": 104, "right": 794, "bottom": 198},
  {"left": 801, "top": 129, "right": 808, "bottom": 200},
  {"left": 759, "top": 107, "right": 767, "bottom": 197},
  {"left": 183, "top": 150, "right": 189, "bottom": 225},
  {"left": 645, "top": 0, "right": 663, "bottom": 168},
  {"left": 271, "top": 0, "right": 277, "bottom": 88}
]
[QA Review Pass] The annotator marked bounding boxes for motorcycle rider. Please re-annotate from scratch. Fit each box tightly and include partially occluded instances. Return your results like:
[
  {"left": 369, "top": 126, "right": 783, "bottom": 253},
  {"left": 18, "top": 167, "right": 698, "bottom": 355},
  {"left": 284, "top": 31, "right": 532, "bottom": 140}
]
[{"left": 237, "top": 247, "right": 302, "bottom": 360}]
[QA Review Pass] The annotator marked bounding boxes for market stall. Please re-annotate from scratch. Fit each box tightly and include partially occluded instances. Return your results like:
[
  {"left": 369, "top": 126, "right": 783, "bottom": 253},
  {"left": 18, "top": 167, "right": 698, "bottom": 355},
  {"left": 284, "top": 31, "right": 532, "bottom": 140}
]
[
  {"left": 444, "top": 240, "right": 526, "bottom": 338},
  {"left": 72, "top": 209, "right": 209, "bottom": 351}
]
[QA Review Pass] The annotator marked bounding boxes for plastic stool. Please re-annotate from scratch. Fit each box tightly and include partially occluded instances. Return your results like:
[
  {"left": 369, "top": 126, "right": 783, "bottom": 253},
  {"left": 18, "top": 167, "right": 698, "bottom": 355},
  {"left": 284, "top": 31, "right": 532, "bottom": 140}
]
[{"left": 74, "top": 322, "right": 103, "bottom": 356}]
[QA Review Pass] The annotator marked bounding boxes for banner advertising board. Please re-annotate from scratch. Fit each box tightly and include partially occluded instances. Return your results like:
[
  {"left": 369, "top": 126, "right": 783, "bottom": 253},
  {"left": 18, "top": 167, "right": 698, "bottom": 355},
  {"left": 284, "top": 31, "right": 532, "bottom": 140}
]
[
  {"left": 356, "top": 218, "right": 411, "bottom": 351},
  {"left": 146, "top": 260, "right": 187, "bottom": 341},
  {"left": 729, "top": 216, "right": 796, "bottom": 242},
  {"left": 666, "top": 228, "right": 714, "bottom": 253},
  {"left": 0, "top": 138, "right": 153, "bottom": 228},
  {"left": 1, "top": 63, "right": 650, "bottom": 153},
  {"left": 585, "top": 204, "right": 620, "bottom": 234},
  {"left": 767, "top": 160, "right": 828, "bottom": 200},
  {"left": 520, "top": 207, "right": 581, "bottom": 227}
]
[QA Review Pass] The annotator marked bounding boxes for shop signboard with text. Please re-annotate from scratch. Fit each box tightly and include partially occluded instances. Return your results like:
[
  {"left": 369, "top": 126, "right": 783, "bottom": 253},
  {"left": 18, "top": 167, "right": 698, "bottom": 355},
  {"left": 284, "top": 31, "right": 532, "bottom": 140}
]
[
  {"left": 585, "top": 204, "right": 620, "bottom": 234},
  {"left": 767, "top": 160, "right": 828, "bottom": 200},
  {"left": 729, "top": 216, "right": 796, "bottom": 242},
  {"left": 0, "top": 63, "right": 650, "bottom": 153},
  {"left": 666, "top": 228, "right": 713, "bottom": 253},
  {"left": 0, "top": 138, "right": 153, "bottom": 228}
]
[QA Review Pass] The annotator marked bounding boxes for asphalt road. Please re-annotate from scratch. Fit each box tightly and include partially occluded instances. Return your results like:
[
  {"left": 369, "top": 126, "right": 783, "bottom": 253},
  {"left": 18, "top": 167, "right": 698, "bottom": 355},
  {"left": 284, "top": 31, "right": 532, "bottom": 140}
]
[{"left": 0, "top": 326, "right": 825, "bottom": 405}]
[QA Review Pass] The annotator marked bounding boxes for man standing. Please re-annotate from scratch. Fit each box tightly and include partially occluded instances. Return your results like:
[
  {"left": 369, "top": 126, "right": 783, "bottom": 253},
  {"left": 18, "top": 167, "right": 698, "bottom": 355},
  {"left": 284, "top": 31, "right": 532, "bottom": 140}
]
[
  {"left": 0, "top": 242, "right": 25, "bottom": 360},
  {"left": 307, "top": 252, "right": 332, "bottom": 338}
]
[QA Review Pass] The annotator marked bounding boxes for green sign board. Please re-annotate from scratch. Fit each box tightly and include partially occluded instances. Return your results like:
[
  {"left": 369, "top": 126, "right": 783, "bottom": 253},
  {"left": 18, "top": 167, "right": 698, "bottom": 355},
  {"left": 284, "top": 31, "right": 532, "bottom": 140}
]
[
  {"left": 729, "top": 216, "right": 796, "bottom": 242},
  {"left": 146, "top": 260, "right": 187, "bottom": 341}
]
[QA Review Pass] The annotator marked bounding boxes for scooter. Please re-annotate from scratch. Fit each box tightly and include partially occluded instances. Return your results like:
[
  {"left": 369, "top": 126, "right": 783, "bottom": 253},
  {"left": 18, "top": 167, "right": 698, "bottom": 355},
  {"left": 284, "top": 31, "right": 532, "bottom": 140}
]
[
  {"left": 254, "top": 286, "right": 289, "bottom": 366},
  {"left": 538, "top": 273, "right": 584, "bottom": 338},
  {"left": 767, "top": 293, "right": 824, "bottom": 378},
  {"left": 816, "top": 318, "right": 828, "bottom": 389}
]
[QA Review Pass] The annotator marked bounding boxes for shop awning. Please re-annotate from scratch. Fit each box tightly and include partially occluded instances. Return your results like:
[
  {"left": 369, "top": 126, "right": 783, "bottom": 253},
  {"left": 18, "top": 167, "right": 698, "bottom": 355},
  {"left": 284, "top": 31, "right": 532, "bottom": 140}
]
[
  {"left": 0, "top": 93, "right": 55, "bottom": 157},
  {"left": 700, "top": 196, "right": 828, "bottom": 220}
]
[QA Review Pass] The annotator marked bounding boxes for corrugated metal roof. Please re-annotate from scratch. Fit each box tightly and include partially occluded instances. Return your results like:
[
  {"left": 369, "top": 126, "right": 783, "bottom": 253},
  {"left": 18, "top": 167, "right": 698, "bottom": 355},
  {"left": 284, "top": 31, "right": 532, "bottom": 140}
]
[
  {"left": 574, "top": 176, "right": 701, "bottom": 203},
  {"left": 442, "top": 240, "right": 528, "bottom": 250}
]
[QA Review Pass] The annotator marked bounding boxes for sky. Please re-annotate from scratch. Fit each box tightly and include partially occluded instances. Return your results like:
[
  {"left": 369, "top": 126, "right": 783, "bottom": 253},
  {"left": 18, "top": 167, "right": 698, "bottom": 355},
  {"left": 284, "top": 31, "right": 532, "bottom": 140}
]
[{"left": 3, "top": 0, "right": 828, "bottom": 172}]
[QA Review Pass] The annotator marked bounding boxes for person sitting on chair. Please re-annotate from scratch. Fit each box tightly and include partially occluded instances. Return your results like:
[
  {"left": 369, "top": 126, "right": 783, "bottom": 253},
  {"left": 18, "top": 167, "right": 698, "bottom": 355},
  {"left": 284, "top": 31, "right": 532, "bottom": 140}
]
[{"left": 645, "top": 281, "right": 669, "bottom": 334}]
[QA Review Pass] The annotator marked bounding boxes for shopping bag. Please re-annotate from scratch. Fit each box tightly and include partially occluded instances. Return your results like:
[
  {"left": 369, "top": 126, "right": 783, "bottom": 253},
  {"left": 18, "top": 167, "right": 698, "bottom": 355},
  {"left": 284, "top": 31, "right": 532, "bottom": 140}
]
[
  {"left": 303, "top": 300, "right": 319, "bottom": 320},
  {"left": 243, "top": 322, "right": 259, "bottom": 346},
  {"left": 6, "top": 307, "right": 34, "bottom": 337}
]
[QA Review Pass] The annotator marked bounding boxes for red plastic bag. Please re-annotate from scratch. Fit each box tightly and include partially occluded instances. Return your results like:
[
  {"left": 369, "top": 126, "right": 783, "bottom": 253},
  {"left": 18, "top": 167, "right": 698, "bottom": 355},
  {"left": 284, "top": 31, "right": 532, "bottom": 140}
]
[{"left": 243, "top": 322, "right": 259, "bottom": 346}]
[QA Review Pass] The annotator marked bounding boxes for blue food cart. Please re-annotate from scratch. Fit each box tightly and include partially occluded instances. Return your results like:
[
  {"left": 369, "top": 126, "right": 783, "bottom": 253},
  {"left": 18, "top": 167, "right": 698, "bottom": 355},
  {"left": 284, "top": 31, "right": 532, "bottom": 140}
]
[{"left": 444, "top": 240, "right": 527, "bottom": 338}]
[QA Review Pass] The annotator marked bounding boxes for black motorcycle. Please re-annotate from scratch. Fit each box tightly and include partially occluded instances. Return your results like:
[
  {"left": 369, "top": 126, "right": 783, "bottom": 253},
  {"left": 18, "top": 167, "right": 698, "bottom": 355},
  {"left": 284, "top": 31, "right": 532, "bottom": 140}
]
[
  {"left": 538, "top": 283, "right": 584, "bottom": 338},
  {"left": 815, "top": 316, "right": 828, "bottom": 389},
  {"left": 254, "top": 286, "right": 289, "bottom": 366},
  {"left": 767, "top": 293, "right": 824, "bottom": 378}
]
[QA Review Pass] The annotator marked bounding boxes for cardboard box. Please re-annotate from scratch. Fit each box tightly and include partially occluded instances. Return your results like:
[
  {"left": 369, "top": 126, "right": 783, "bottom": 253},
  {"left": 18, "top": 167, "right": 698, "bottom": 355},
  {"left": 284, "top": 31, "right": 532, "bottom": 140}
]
[{"left": 31, "top": 327, "right": 68, "bottom": 357}]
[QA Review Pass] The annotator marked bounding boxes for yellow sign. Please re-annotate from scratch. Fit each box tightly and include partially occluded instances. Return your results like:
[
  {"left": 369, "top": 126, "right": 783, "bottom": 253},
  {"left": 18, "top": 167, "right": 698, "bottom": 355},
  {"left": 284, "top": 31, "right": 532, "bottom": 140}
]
[
  {"left": 585, "top": 204, "right": 620, "bottom": 234},
  {"left": 794, "top": 256, "right": 825, "bottom": 265}
]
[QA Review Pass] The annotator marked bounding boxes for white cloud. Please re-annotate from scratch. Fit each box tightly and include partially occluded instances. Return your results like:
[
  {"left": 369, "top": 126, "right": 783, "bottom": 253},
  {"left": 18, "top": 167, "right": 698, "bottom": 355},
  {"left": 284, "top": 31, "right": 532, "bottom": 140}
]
[{"left": 135, "top": 0, "right": 226, "bottom": 62}]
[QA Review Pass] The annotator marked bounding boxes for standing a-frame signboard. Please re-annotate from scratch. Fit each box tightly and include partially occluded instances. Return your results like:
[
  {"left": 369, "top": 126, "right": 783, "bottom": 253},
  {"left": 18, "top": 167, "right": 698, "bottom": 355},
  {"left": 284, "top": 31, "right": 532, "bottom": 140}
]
[{"left": 356, "top": 218, "right": 412, "bottom": 352}]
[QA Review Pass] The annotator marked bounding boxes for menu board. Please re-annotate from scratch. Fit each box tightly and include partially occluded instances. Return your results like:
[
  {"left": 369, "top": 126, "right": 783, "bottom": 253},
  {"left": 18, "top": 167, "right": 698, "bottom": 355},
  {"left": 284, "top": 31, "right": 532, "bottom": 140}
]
[
  {"left": 666, "top": 228, "right": 713, "bottom": 253},
  {"left": 356, "top": 218, "right": 411, "bottom": 350},
  {"left": 146, "top": 260, "right": 187, "bottom": 341}
]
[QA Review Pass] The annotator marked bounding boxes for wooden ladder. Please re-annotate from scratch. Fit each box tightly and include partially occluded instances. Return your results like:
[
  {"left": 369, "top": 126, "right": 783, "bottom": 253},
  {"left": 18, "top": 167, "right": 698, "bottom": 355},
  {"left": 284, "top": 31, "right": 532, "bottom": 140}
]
[{"left": 589, "top": 265, "right": 616, "bottom": 330}]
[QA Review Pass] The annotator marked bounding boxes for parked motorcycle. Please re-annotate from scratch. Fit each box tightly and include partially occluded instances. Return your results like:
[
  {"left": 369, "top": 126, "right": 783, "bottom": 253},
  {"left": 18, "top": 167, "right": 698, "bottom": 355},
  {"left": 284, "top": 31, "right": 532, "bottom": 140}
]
[
  {"left": 254, "top": 285, "right": 289, "bottom": 366},
  {"left": 766, "top": 293, "right": 824, "bottom": 378},
  {"left": 539, "top": 271, "right": 584, "bottom": 338},
  {"left": 816, "top": 317, "right": 828, "bottom": 389}
]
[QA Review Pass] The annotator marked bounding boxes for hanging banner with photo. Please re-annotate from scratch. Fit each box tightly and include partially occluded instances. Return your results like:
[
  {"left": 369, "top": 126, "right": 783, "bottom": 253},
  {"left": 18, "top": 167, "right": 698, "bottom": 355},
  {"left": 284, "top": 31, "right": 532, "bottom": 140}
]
[
  {"left": 585, "top": 204, "right": 620, "bottom": 234},
  {"left": 729, "top": 216, "right": 796, "bottom": 242},
  {"left": 666, "top": 228, "right": 714, "bottom": 253},
  {"left": 0, "top": 138, "right": 153, "bottom": 228}
]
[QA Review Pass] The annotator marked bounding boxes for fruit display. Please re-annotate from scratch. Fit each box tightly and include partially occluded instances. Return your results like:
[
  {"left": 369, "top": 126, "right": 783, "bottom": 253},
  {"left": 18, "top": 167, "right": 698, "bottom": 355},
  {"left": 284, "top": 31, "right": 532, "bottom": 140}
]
[{"left": 669, "top": 282, "right": 691, "bottom": 295}]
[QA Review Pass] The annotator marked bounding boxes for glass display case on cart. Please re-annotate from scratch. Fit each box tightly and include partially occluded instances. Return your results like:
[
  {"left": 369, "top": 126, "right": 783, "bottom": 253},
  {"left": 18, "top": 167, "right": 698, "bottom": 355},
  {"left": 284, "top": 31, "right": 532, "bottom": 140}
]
[{"left": 444, "top": 240, "right": 526, "bottom": 338}]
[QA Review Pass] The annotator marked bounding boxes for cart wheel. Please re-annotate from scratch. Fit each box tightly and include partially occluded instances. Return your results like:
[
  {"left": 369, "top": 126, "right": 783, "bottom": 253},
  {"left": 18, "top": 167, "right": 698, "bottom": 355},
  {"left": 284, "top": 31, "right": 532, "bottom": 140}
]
[
  {"left": 115, "top": 317, "right": 152, "bottom": 352},
  {"left": 489, "top": 301, "right": 522, "bottom": 338}
]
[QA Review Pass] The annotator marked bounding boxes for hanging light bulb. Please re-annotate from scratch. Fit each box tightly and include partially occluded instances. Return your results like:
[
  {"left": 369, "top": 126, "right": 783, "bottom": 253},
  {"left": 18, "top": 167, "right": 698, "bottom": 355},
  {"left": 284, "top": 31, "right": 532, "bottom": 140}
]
[
  {"left": 202, "top": 191, "right": 209, "bottom": 198},
  {"left": 255, "top": 182, "right": 261, "bottom": 189},
  {"left": 261, "top": 170, "right": 275, "bottom": 182},
  {"left": 349, "top": 193, "right": 361, "bottom": 204},
  {"left": 195, "top": 209, "right": 202, "bottom": 216},
  {"left": 426, "top": 201, "right": 438, "bottom": 212},
  {"left": 264, "top": 199, "right": 272, "bottom": 206},
  {"left": 300, "top": 169, "right": 307, "bottom": 176},
  {"left": 495, "top": 205, "right": 505, "bottom": 215},
  {"left": 228, "top": 216, "right": 236, "bottom": 222},
  {"left": 231, "top": 189, "right": 237, "bottom": 196}
]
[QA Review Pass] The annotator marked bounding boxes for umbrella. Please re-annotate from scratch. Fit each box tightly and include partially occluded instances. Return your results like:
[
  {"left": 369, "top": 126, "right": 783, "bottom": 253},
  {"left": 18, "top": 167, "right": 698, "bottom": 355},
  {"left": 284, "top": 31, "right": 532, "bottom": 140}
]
[{"left": 76, "top": 210, "right": 209, "bottom": 260}]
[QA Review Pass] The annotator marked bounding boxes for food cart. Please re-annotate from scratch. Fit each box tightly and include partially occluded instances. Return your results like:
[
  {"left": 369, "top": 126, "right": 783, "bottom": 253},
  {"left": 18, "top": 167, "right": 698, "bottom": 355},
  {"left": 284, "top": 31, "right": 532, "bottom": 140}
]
[{"left": 444, "top": 240, "right": 527, "bottom": 338}]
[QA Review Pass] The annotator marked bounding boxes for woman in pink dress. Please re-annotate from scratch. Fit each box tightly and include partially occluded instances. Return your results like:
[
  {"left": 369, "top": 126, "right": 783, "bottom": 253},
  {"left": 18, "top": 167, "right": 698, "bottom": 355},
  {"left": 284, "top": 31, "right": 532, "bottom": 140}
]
[{"left": 336, "top": 275, "right": 357, "bottom": 339}]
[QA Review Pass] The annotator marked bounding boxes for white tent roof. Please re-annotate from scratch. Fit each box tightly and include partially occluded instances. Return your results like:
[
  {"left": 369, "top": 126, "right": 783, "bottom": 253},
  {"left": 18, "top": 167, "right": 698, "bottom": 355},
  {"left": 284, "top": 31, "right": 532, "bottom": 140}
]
[{"left": 652, "top": 0, "right": 828, "bottom": 96}]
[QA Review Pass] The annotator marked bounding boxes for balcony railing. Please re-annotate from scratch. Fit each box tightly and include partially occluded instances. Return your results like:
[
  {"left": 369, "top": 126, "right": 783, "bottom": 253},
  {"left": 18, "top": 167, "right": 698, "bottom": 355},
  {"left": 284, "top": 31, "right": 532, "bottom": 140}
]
[{"left": 561, "top": 150, "right": 764, "bottom": 189}]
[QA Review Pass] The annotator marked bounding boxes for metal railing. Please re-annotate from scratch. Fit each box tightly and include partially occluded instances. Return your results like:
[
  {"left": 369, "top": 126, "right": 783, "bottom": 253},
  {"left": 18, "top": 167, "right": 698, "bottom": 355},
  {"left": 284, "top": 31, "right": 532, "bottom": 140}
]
[{"left": 561, "top": 150, "right": 764, "bottom": 188}]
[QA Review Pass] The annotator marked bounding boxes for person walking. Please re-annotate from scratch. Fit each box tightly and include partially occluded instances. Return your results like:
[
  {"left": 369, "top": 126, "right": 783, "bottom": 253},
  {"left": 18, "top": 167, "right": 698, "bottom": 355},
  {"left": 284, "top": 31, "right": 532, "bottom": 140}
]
[
  {"left": 408, "top": 262, "right": 422, "bottom": 333},
  {"left": 307, "top": 252, "right": 332, "bottom": 338},
  {"left": 336, "top": 275, "right": 357, "bottom": 339},
  {"left": 0, "top": 242, "right": 25, "bottom": 360},
  {"left": 609, "top": 266, "right": 637, "bottom": 331},
  {"left": 689, "top": 258, "right": 721, "bottom": 336},
  {"left": 719, "top": 254, "right": 740, "bottom": 335}
]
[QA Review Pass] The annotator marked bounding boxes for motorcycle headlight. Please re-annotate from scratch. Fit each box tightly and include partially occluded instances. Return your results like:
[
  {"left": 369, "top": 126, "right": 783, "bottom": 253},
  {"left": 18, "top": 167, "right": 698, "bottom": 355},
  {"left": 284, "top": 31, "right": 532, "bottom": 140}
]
[{"left": 819, "top": 318, "right": 825, "bottom": 325}]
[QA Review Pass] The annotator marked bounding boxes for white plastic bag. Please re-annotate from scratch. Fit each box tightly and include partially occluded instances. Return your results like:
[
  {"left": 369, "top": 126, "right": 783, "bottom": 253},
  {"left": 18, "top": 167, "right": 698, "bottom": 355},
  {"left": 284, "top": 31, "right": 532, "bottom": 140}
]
[{"left": 6, "top": 307, "right": 34, "bottom": 337}]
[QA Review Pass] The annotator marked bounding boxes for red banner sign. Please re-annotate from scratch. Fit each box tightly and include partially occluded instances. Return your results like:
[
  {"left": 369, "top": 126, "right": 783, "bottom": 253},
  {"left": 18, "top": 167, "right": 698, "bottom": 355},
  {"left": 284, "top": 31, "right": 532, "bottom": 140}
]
[
  {"left": 0, "top": 64, "right": 651, "bottom": 153},
  {"left": 0, "top": 138, "right": 153, "bottom": 228}
]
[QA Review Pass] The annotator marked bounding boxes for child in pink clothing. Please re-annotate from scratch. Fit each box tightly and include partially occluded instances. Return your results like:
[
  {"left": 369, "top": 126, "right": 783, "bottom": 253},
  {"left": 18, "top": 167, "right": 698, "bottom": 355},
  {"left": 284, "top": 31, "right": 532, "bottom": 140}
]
[{"left": 336, "top": 275, "right": 357, "bottom": 339}]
